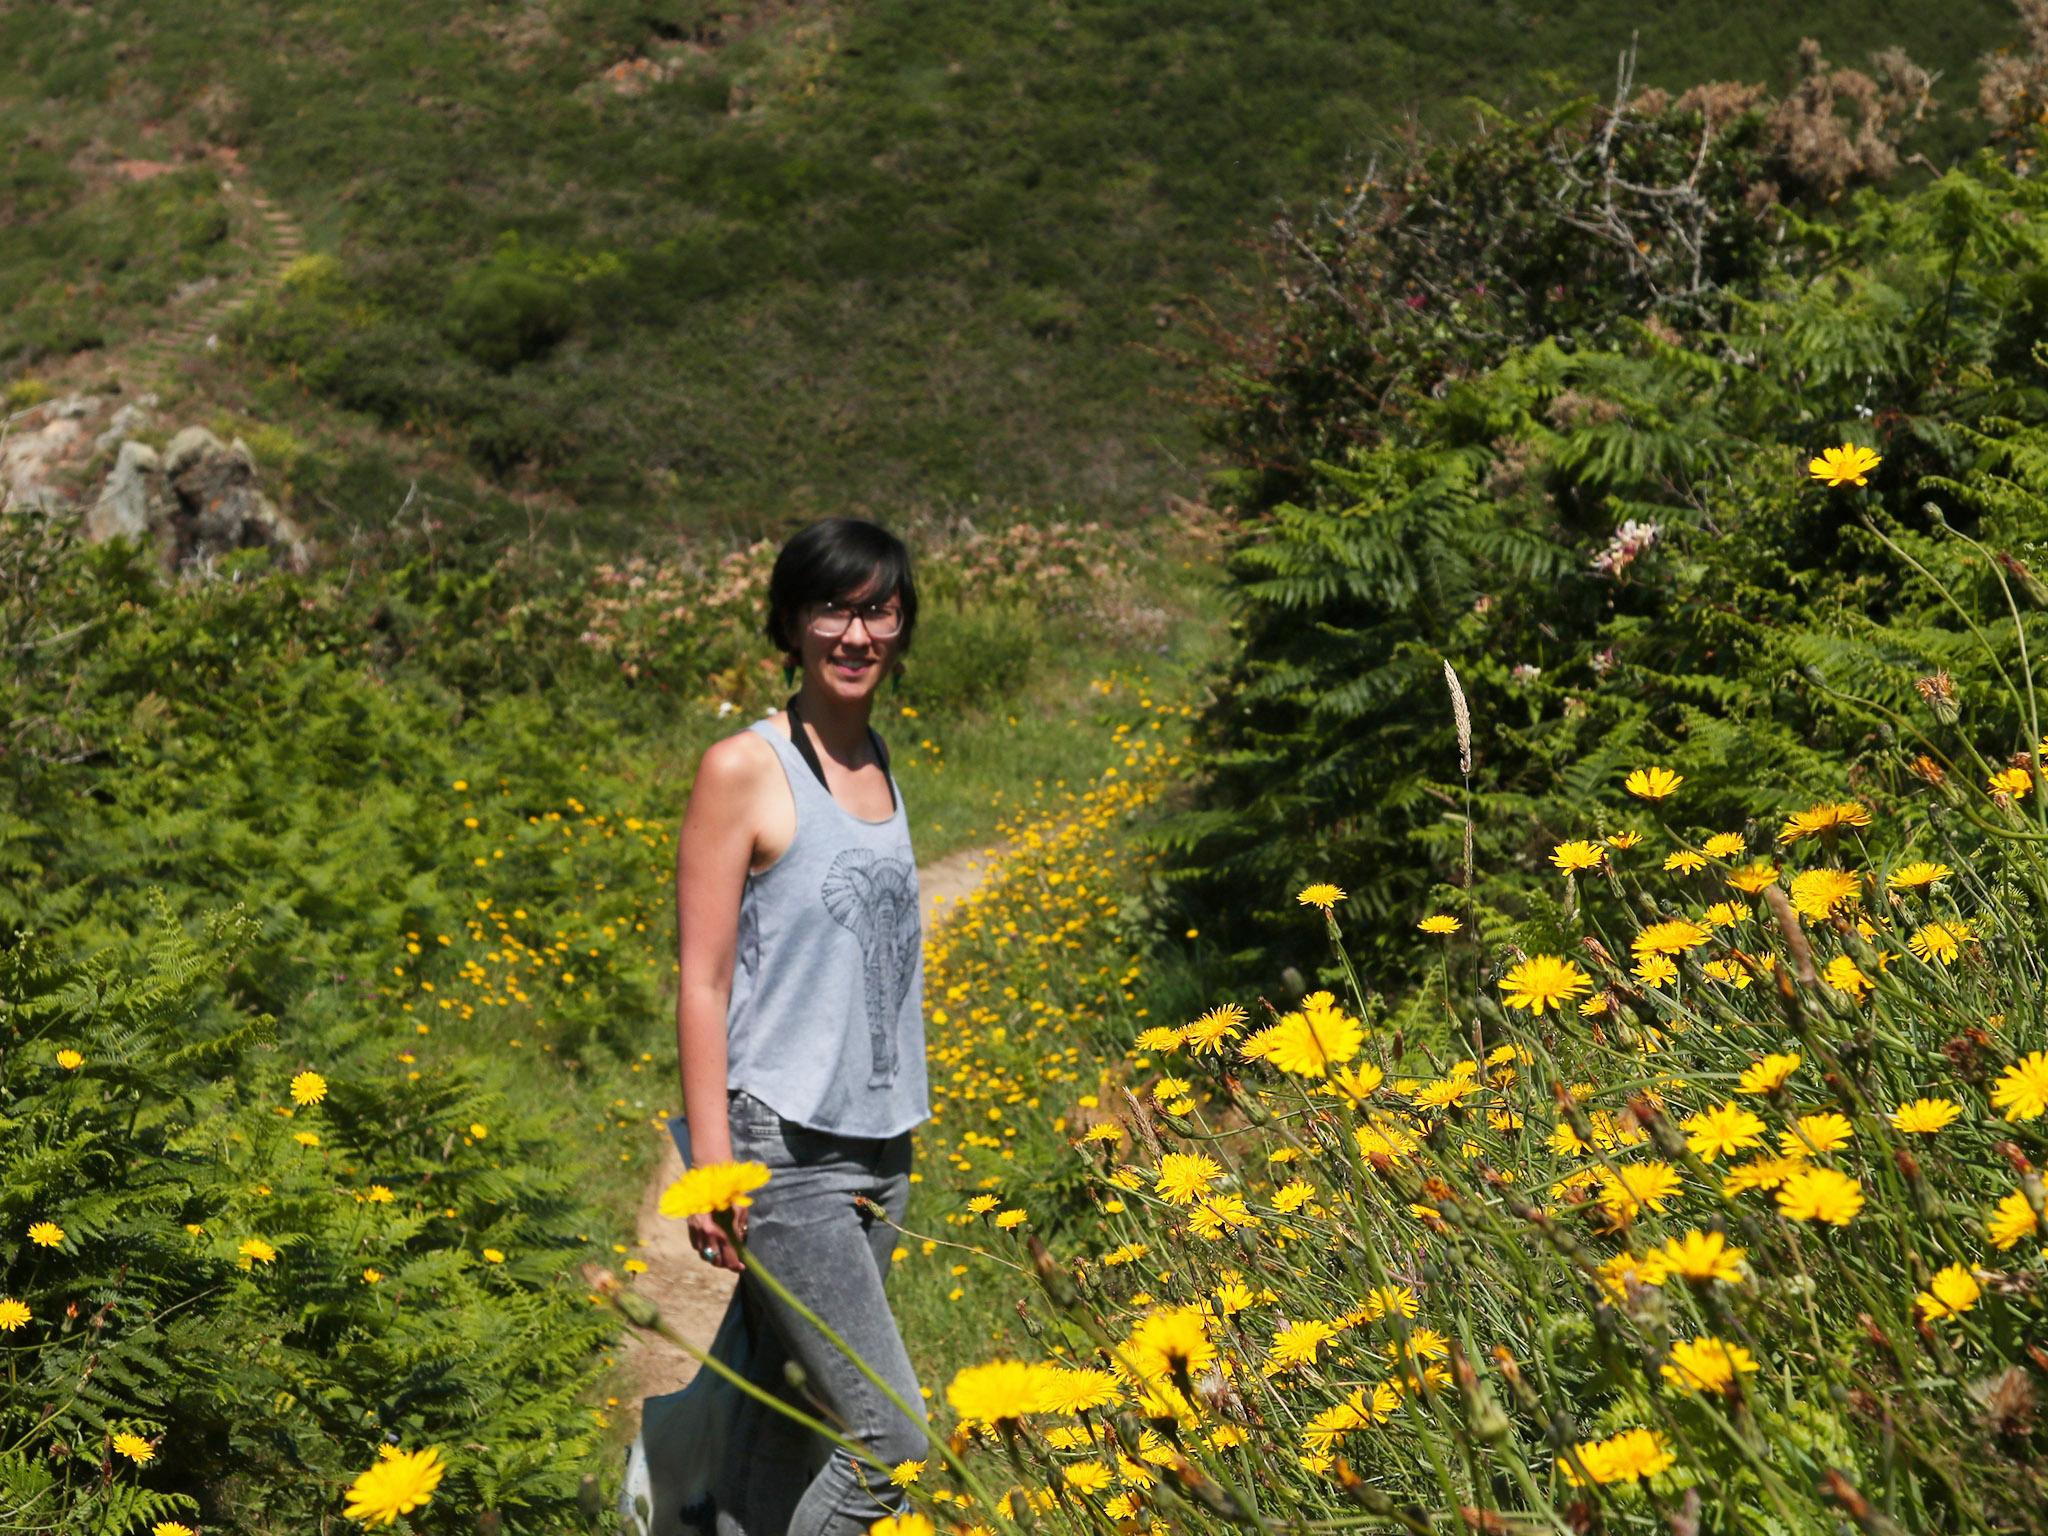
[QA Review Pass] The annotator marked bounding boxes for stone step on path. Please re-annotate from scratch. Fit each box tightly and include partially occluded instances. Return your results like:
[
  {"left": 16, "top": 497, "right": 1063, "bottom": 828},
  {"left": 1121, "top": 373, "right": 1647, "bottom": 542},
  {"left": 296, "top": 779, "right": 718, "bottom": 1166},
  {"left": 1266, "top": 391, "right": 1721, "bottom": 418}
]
[
  {"left": 127, "top": 175, "right": 311, "bottom": 388},
  {"left": 606, "top": 834, "right": 1013, "bottom": 1445}
]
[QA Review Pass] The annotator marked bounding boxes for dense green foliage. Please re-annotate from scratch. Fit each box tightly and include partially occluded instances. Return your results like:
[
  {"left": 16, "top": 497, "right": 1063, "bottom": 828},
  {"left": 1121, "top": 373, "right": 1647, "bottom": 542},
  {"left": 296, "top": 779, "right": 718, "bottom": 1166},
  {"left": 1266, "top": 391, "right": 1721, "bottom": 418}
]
[
  {"left": 0, "top": 1, "right": 2020, "bottom": 534},
  {"left": 1162, "top": 90, "right": 2048, "bottom": 1000}
]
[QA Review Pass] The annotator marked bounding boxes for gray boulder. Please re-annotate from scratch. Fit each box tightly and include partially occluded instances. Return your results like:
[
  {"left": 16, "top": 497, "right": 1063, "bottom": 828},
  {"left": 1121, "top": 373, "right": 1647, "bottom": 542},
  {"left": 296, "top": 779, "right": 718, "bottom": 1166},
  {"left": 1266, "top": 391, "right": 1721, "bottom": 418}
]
[{"left": 153, "top": 426, "right": 314, "bottom": 577}]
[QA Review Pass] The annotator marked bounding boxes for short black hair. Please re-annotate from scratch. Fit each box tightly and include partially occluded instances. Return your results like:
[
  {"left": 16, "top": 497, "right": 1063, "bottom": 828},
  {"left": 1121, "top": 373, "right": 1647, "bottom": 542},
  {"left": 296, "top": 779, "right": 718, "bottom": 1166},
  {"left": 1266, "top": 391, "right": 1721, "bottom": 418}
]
[{"left": 765, "top": 517, "right": 918, "bottom": 660}]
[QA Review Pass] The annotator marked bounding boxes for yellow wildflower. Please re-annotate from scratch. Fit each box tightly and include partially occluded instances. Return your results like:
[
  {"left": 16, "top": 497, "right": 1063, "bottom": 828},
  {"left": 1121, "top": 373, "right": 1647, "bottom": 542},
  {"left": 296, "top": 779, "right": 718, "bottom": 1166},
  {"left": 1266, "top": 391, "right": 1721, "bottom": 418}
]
[{"left": 1807, "top": 443, "right": 1881, "bottom": 487}]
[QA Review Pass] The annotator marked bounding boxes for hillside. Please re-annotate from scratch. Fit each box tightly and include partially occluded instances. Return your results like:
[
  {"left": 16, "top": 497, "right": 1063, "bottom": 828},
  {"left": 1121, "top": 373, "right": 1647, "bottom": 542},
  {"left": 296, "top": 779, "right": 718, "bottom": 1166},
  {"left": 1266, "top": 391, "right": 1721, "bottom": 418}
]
[{"left": 2, "top": 0, "right": 2021, "bottom": 543}]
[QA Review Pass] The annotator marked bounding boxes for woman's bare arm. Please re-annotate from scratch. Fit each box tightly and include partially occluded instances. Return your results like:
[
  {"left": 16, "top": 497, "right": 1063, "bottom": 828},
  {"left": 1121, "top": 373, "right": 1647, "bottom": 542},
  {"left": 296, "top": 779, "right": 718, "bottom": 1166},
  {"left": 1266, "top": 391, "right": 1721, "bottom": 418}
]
[{"left": 674, "top": 734, "right": 764, "bottom": 1169}]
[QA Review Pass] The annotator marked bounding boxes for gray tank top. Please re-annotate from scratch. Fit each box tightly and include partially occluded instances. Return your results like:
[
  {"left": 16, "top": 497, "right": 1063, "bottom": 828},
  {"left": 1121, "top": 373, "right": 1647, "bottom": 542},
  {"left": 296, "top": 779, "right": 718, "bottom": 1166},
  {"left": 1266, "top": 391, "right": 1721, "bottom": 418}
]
[{"left": 723, "top": 716, "right": 930, "bottom": 1139}]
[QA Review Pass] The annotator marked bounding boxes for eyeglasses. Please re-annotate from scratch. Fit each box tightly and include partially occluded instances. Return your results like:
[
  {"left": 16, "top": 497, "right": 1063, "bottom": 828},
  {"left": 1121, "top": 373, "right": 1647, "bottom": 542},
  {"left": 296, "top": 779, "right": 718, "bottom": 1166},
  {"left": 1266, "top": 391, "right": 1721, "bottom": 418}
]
[{"left": 805, "top": 599, "right": 903, "bottom": 640}]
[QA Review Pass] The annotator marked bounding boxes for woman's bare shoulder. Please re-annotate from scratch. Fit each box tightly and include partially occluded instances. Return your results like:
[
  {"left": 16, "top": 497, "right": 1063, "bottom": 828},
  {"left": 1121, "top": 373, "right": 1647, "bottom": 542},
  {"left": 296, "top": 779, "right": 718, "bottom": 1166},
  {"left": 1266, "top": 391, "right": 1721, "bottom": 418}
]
[{"left": 691, "top": 717, "right": 784, "bottom": 797}]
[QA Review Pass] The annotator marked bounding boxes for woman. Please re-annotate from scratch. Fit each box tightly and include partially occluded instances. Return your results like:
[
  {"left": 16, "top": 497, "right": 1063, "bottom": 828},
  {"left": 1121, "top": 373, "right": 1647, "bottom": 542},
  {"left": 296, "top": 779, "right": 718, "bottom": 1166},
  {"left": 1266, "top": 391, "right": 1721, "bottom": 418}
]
[{"left": 671, "top": 517, "right": 932, "bottom": 1536}]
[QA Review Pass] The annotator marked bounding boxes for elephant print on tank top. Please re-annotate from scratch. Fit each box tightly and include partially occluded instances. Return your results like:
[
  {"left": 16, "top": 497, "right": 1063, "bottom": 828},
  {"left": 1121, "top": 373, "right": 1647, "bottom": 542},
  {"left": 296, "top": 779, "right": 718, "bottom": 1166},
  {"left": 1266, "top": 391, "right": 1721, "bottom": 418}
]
[{"left": 819, "top": 847, "right": 920, "bottom": 1087}]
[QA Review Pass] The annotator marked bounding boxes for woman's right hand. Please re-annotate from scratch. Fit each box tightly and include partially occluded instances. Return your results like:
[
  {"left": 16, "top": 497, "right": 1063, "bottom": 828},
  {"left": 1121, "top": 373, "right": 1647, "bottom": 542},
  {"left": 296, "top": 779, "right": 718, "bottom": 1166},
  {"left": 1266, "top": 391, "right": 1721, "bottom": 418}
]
[{"left": 686, "top": 1208, "right": 746, "bottom": 1273}]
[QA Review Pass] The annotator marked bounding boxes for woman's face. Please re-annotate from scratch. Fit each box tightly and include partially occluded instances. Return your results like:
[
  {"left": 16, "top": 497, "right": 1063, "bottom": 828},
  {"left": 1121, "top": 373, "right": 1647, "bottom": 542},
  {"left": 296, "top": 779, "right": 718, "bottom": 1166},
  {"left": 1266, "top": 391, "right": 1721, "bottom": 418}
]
[{"left": 795, "top": 575, "right": 904, "bottom": 705}]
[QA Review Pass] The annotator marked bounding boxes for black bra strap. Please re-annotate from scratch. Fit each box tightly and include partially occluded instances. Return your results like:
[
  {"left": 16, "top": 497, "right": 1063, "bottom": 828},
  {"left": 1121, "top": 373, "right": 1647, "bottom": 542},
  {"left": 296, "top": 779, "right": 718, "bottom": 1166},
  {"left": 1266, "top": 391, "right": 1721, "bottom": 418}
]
[{"left": 784, "top": 694, "right": 894, "bottom": 811}]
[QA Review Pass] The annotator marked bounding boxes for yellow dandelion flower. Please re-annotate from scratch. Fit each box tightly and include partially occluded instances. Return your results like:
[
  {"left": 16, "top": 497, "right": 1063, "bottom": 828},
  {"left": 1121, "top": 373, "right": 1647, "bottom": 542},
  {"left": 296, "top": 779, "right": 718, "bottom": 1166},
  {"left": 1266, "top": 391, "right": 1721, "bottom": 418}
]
[
  {"left": 1664, "top": 849, "right": 1708, "bottom": 873},
  {"left": 1779, "top": 1112, "right": 1854, "bottom": 1157},
  {"left": 1726, "top": 860, "right": 1780, "bottom": 893},
  {"left": 1887, "top": 861, "right": 1952, "bottom": 890},
  {"left": 1777, "top": 1167, "right": 1863, "bottom": 1224},
  {"left": 1821, "top": 954, "right": 1872, "bottom": 1001},
  {"left": 945, "top": 1359, "right": 1061, "bottom": 1427},
  {"left": 1213, "top": 1277, "right": 1256, "bottom": 1315},
  {"left": 1989, "top": 765, "right": 2034, "bottom": 799},
  {"left": 1888, "top": 1097, "right": 1961, "bottom": 1134},
  {"left": 1124, "top": 1304, "right": 1216, "bottom": 1381},
  {"left": 289, "top": 1070, "right": 328, "bottom": 1107},
  {"left": 1154, "top": 1152, "right": 1222, "bottom": 1205},
  {"left": 1777, "top": 800, "right": 1872, "bottom": 844},
  {"left": 27, "top": 1220, "right": 65, "bottom": 1248},
  {"left": 1660, "top": 1336, "right": 1759, "bottom": 1395},
  {"left": 994, "top": 1209, "right": 1028, "bottom": 1230},
  {"left": 1788, "top": 867, "right": 1859, "bottom": 921},
  {"left": 1296, "top": 883, "right": 1346, "bottom": 910},
  {"left": 1262, "top": 1001, "right": 1364, "bottom": 1076},
  {"left": 1915, "top": 1262, "right": 1984, "bottom": 1322},
  {"left": 1594, "top": 1161, "right": 1683, "bottom": 1223},
  {"left": 1037, "top": 1367, "right": 1123, "bottom": 1414},
  {"left": 1632, "top": 918, "right": 1711, "bottom": 957},
  {"left": 1329, "top": 1061, "right": 1386, "bottom": 1105},
  {"left": 112, "top": 1431, "right": 155, "bottom": 1465},
  {"left": 1702, "top": 832, "right": 1747, "bottom": 858},
  {"left": 1640, "top": 1229, "right": 1746, "bottom": 1285},
  {"left": 1499, "top": 955, "right": 1592, "bottom": 1016},
  {"left": 1134, "top": 1025, "right": 1186, "bottom": 1053},
  {"left": 1361, "top": 1284, "right": 1419, "bottom": 1320},
  {"left": 1702, "top": 958, "right": 1753, "bottom": 987},
  {"left": 342, "top": 1445, "right": 446, "bottom": 1528},
  {"left": 1417, "top": 913, "right": 1462, "bottom": 935},
  {"left": 1701, "top": 900, "right": 1750, "bottom": 928},
  {"left": 1633, "top": 955, "right": 1679, "bottom": 988},
  {"left": 1563, "top": 1426, "right": 1676, "bottom": 1486},
  {"left": 1551, "top": 840, "right": 1605, "bottom": 873},
  {"left": 1987, "top": 1190, "right": 2041, "bottom": 1251},
  {"left": 1625, "top": 767, "right": 1683, "bottom": 800},
  {"left": 1183, "top": 1004, "right": 1246, "bottom": 1054},
  {"left": 0, "top": 1298, "right": 30, "bottom": 1331},
  {"left": 1354, "top": 1116, "right": 1420, "bottom": 1161},
  {"left": 1738, "top": 1052, "right": 1801, "bottom": 1093},
  {"left": 1058, "top": 1463, "right": 1115, "bottom": 1497},
  {"left": 1908, "top": 920, "right": 1971, "bottom": 965},
  {"left": 55, "top": 1048, "right": 83, "bottom": 1070},
  {"left": 1303, "top": 1396, "right": 1371, "bottom": 1448},
  {"left": 1993, "top": 1052, "right": 2048, "bottom": 1121},
  {"left": 1807, "top": 443, "right": 1881, "bottom": 488},
  {"left": 659, "top": 1161, "right": 772, "bottom": 1219},
  {"left": 1721, "top": 1155, "right": 1805, "bottom": 1197},
  {"left": 1272, "top": 1179, "right": 1316, "bottom": 1213},
  {"left": 1682, "top": 1102, "right": 1767, "bottom": 1162},
  {"left": 1237, "top": 1024, "right": 1283, "bottom": 1063},
  {"left": 239, "top": 1237, "right": 277, "bottom": 1265},
  {"left": 1269, "top": 1318, "right": 1338, "bottom": 1367}
]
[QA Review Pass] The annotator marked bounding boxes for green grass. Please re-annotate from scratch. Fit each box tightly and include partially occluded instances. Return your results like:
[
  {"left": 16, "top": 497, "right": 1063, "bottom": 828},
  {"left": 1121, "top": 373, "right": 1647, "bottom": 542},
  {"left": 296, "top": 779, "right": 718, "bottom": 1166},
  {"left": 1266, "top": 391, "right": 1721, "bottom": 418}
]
[{"left": 0, "top": 0, "right": 2021, "bottom": 542}]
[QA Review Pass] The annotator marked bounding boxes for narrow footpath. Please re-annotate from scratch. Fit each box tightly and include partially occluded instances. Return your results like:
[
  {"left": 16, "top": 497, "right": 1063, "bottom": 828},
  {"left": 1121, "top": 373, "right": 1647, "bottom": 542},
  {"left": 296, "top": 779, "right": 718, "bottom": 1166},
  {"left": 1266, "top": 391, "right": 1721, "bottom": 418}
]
[{"left": 610, "top": 837, "right": 1006, "bottom": 1437}]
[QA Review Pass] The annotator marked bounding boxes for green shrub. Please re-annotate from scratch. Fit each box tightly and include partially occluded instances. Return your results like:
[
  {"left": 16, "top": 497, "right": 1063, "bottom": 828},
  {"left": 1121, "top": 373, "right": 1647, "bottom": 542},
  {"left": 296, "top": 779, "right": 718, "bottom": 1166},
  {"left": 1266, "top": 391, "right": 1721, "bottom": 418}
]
[
  {"left": 442, "top": 265, "right": 576, "bottom": 371},
  {"left": 1160, "top": 99, "right": 2048, "bottom": 995}
]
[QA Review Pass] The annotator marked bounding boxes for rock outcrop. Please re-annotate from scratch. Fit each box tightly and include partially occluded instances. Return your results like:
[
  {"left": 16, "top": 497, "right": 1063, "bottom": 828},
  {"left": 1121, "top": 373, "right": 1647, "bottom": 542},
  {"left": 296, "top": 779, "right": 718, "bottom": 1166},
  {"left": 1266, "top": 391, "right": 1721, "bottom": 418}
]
[{"left": 4, "top": 391, "right": 313, "bottom": 580}]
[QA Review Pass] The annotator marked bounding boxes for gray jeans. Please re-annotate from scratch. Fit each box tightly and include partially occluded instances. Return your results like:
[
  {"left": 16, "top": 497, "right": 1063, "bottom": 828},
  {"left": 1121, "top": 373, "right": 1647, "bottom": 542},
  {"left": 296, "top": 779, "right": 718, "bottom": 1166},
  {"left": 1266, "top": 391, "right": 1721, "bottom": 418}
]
[{"left": 715, "top": 1089, "right": 925, "bottom": 1536}]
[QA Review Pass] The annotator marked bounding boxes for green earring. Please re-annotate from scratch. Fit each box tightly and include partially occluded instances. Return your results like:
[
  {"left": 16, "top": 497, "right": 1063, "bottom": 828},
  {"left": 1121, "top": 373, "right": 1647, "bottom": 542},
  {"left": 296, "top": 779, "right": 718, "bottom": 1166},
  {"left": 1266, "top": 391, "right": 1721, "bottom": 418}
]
[
  {"left": 783, "top": 661, "right": 797, "bottom": 686},
  {"left": 890, "top": 665, "right": 902, "bottom": 694}
]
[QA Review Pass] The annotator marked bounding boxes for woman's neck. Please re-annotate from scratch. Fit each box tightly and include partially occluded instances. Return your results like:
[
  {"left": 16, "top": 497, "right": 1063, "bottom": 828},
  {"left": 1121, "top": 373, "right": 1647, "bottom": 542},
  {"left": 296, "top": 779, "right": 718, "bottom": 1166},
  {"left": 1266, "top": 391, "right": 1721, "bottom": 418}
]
[{"left": 791, "top": 682, "right": 874, "bottom": 763}]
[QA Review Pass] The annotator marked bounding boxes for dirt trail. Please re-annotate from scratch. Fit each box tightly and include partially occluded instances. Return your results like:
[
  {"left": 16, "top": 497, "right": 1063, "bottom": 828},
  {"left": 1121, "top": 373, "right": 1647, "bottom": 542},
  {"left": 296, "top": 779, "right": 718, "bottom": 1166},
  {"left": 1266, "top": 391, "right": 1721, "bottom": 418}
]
[{"left": 610, "top": 836, "right": 1008, "bottom": 1436}]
